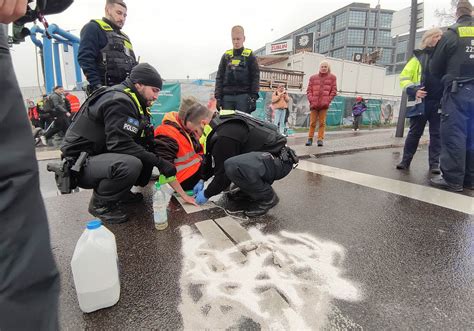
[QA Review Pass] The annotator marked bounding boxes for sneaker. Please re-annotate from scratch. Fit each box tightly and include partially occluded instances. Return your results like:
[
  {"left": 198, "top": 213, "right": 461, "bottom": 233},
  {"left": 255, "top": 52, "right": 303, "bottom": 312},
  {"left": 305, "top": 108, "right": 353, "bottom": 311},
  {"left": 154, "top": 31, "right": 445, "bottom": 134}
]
[
  {"left": 305, "top": 138, "right": 313, "bottom": 146},
  {"left": 40, "top": 135, "right": 47, "bottom": 146},
  {"left": 429, "top": 165, "right": 441, "bottom": 175},
  {"left": 244, "top": 192, "right": 280, "bottom": 217},
  {"left": 317, "top": 140, "right": 323, "bottom": 147},
  {"left": 430, "top": 176, "right": 463, "bottom": 192},
  {"left": 396, "top": 162, "right": 410, "bottom": 170}
]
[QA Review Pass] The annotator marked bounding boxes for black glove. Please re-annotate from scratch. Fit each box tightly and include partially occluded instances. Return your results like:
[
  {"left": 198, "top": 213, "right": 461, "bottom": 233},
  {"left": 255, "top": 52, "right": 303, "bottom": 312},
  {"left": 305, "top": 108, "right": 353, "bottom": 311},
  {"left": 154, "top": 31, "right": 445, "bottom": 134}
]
[
  {"left": 248, "top": 96, "right": 257, "bottom": 112},
  {"left": 156, "top": 158, "right": 177, "bottom": 177},
  {"left": 216, "top": 99, "right": 223, "bottom": 110}
]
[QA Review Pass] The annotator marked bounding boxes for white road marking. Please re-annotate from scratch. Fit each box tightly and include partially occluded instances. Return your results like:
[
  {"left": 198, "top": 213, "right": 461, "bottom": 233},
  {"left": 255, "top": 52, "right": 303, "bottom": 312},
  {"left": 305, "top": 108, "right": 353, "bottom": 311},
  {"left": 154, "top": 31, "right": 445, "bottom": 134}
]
[{"left": 298, "top": 160, "right": 474, "bottom": 215}]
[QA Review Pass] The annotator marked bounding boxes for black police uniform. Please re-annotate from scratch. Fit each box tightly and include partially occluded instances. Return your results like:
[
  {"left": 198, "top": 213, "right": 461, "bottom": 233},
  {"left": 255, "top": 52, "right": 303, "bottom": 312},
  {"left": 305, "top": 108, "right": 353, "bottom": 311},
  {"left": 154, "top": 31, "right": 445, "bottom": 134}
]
[
  {"left": 78, "top": 18, "right": 137, "bottom": 88},
  {"left": 202, "top": 111, "right": 297, "bottom": 217},
  {"left": 430, "top": 14, "right": 474, "bottom": 191},
  {"left": 42, "top": 91, "right": 71, "bottom": 140},
  {"left": 0, "top": 24, "right": 60, "bottom": 329},
  {"left": 61, "top": 79, "right": 174, "bottom": 223},
  {"left": 215, "top": 47, "right": 260, "bottom": 114}
]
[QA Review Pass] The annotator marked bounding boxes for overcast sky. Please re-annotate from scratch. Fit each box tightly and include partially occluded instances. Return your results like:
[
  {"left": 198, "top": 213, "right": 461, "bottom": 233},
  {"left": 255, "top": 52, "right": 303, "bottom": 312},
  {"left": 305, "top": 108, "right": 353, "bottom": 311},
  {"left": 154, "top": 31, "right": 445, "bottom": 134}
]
[{"left": 10, "top": 0, "right": 452, "bottom": 87}]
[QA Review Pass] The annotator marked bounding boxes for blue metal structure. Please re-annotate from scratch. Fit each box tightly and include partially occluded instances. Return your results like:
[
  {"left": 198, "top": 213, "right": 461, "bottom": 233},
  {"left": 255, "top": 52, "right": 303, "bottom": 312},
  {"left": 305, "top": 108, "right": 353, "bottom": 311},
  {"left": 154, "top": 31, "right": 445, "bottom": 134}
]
[{"left": 29, "top": 24, "right": 82, "bottom": 93}]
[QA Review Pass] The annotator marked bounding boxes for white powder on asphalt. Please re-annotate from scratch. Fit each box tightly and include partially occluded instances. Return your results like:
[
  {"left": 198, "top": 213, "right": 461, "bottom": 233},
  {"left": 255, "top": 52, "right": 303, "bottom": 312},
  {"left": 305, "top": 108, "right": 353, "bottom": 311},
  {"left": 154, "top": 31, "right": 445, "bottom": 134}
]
[{"left": 178, "top": 225, "right": 362, "bottom": 330}]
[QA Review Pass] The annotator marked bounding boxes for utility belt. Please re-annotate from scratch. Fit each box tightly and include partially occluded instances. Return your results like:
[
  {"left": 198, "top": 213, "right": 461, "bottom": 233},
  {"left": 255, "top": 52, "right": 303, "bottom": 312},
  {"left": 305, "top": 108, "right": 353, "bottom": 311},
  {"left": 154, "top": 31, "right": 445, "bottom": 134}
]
[
  {"left": 278, "top": 146, "right": 299, "bottom": 169},
  {"left": 450, "top": 78, "right": 474, "bottom": 93},
  {"left": 46, "top": 151, "right": 88, "bottom": 194}
]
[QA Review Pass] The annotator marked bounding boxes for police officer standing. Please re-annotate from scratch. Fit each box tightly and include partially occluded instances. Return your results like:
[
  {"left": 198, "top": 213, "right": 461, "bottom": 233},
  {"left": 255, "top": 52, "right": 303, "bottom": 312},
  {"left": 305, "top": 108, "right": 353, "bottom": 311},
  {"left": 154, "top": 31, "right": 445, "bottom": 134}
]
[
  {"left": 61, "top": 63, "right": 176, "bottom": 224},
  {"left": 78, "top": 0, "right": 137, "bottom": 92},
  {"left": 191, "top": 110, "right": 298, "bottom": 217},
  {"left": 215, "top": 25, "right": 260, "bottom": 114},
  {"left": 430, "top": 0, "right": 474, "bottom": 192}
]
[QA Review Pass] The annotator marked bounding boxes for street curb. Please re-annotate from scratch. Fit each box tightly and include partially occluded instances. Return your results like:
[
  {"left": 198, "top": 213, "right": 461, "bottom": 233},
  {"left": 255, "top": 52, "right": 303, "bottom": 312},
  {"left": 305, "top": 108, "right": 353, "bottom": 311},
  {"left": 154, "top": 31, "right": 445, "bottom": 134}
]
[{"left": 296, "top": 143, "right": 407, "bottom": 159}]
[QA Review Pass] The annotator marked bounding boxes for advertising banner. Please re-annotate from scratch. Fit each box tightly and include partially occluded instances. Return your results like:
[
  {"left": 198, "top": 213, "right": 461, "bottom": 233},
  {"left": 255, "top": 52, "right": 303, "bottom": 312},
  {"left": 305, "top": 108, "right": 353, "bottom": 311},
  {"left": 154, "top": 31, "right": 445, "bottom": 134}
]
[
  {"left": 150, "top": 83, "right": 181, "bottom": 127},
  {"left": 294, "top": 33, "right": 314, "bottom": 54}
]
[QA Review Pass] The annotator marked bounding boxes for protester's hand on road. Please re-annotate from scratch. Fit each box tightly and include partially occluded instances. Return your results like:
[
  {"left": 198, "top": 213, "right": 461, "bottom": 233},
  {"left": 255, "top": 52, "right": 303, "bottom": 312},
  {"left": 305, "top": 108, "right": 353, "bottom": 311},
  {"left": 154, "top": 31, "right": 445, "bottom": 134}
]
[
  {"left": 416, "top": 87, "right": 427, "bottom": 99},
  {"left": 193, "top": 180, "right": 204, "bottom": 195},
  {"left": 182, "top": 194, "right": 198, "bottom": 206},
  {"left": 0, "top": 0, "right": 27, "bottom": 23},
  {"left": 194, "top": 189, "right": 208, "bottom": 205}
]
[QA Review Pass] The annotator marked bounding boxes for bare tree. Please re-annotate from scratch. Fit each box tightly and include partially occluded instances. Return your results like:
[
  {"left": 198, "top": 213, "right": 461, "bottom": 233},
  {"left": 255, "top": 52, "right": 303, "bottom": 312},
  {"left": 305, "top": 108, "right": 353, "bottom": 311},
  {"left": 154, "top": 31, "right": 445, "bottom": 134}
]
[{"left": 434, "top": 0, "right": 458, "bottom": 26}]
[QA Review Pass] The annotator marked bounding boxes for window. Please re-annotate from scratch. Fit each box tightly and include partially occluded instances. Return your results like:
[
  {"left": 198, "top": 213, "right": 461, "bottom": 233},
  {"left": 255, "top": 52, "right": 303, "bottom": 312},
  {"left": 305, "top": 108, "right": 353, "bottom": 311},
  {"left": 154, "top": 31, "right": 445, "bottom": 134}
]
[
  {"left": 307, "top": 25, "right": 318, "bottom": 35},
  {"left": 331, "top": 48, "right": 345, "bottom": 59},
  {"left": 396, "top": 39, "right": 407, "bottom": 53},
  {"left": 347, "top": 29, "right": 365, "bottom": 45},
  {"left": 334, "top": 12, "right": 347, "bottom": 30},
  {"left": 318, "top": 36, "right": 331, "bottom": 53},
  {"left": 346, "top": 47, "right": 364, "bottom": 60},
  {"left": 320, "top": 19, "right": 332, "bottom": 35},
  {"left": 377, "top": 30, "right": 392, "bottom": 46},
  {"left": 349, "top": 11, "right": 366, "bottom": 27},
  {"left": 396, "top": 52, "right": 406, "bottom": 62},
  {"left": 379, "top": 13, "right": 392, "bottom": 28},
  {"left": 379, "top": 48, "right": 393, "bottom": 64},
  {"left": 333, "top": 31, "right": 346, "bottom": 48},
  {"left": 368, "top": 12, "right": 377, "bottom": 27},
  {"left": 367, "top": 30, "right": 375, "bottom": 45}
]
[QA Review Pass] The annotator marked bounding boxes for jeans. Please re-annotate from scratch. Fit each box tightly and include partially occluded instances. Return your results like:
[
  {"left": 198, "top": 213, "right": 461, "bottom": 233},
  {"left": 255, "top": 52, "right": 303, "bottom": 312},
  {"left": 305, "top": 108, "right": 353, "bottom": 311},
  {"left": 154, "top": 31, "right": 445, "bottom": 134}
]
[{"left": 273, "top": 108, "right": 286, "bottom": 134}]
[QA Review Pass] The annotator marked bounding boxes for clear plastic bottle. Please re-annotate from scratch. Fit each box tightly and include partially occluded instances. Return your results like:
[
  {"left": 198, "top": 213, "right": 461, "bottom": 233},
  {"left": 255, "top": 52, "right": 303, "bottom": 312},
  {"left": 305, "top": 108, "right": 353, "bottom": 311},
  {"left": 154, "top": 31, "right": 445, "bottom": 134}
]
[
  {"left": 153, "top": 182, "right": 170, "bottom": 230},
  {"left": 71, "top": 220, "right": 120, "bottom": 313}
]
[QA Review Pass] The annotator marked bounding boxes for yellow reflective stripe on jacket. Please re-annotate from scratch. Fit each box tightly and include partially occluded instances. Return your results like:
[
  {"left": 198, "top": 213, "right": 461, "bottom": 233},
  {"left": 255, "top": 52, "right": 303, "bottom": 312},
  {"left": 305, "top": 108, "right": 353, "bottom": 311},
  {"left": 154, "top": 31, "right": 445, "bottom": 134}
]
[
  {"left": 124, "top": 40, "right": 133, "bottom": 50},
  {"left": 174, "top": 151, "right": 197, "bottom": 163},
  {"left": 123, "top": 88, "right": 144, "bottom": 115},
  {"left": 94, "top": 19, "right": 113, "bottom": 31},
  {"left": 458, "top": 26, "right": 474, "bottom": 37},
  {"left": 219, "top": 109, "right": 236, "bottom": 116},
  {"left": 242, "top": 48, "right": 252, "bottom": 57},
  {"left": 224, "top": 48, "right": 253, "bottom": 57},
  {"left": 399, "top": 56, "right": 421, "bottom": 90},
  {"left": 176, "top": 157, "right": 201, "bottom": 172},
  {"left": 200, "top": 124, "right": 213, "bottom": 154}
]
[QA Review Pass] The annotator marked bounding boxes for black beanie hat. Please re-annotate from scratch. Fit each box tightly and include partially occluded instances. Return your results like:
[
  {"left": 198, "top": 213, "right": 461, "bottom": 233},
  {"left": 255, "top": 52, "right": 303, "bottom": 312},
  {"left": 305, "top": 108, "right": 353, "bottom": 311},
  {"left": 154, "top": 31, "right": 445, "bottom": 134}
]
[{"left": 130, "top": 63, "right": 163, "bottom": 90}]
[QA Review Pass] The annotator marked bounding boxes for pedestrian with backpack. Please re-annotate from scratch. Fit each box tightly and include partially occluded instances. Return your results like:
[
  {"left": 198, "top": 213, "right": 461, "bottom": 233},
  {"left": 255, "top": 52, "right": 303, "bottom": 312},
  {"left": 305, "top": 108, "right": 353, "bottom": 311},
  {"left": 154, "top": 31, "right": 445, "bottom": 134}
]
[{"left": 352, "top": 96, "right": 367, "bottom": 131}]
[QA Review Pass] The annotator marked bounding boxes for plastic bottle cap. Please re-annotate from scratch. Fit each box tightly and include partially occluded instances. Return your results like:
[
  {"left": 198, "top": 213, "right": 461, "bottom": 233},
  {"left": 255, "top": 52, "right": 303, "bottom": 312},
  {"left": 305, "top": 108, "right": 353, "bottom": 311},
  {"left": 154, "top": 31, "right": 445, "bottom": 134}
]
[
  {"left": 87, "top": 219, "right": 102, "bottom": 230},
  {"left": 155, "top": 181, "right": 161, "bottom": 189}
]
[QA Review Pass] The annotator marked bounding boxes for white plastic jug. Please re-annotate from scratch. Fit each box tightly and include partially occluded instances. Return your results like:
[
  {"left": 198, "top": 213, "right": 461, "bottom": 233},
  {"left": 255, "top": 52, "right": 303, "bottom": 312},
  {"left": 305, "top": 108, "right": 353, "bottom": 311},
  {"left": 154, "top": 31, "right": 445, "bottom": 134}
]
[{"left": 71, "top": 220, "right": 120, "bottom": 313}]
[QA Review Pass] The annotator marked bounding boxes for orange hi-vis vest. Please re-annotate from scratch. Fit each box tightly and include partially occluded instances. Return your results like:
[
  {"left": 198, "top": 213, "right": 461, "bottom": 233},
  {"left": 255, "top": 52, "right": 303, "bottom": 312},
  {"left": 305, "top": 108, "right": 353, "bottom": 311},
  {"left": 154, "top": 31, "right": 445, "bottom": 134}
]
[{"left": 154, "top": 112, "right": 202, "bottom": 183}]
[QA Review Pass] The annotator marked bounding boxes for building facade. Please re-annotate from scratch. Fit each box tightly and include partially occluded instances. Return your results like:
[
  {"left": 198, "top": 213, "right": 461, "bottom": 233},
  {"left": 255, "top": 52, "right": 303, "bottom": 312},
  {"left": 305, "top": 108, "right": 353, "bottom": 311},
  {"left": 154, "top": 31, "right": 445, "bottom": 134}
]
[{"left": 254, "top": 2, "right": 396, "bottom": 72}]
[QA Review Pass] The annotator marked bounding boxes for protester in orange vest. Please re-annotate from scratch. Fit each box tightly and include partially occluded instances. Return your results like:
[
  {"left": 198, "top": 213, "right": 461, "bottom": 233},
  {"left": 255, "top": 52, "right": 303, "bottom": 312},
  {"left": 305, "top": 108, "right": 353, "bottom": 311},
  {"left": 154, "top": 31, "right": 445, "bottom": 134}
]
[
  {"left": 154, "top": 97, "right": 206, "bottom": 205},
  {"left": 65, "top": 92, "right": 81, "bottom": 113}
]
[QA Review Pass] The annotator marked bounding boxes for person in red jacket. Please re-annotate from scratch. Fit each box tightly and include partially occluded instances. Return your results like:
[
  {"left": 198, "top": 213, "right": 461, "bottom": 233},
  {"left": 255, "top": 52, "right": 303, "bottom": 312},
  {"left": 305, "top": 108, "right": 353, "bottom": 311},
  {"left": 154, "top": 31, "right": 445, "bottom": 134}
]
[{"left": 305, "top": 60, "right": 337, "bottom": 146}]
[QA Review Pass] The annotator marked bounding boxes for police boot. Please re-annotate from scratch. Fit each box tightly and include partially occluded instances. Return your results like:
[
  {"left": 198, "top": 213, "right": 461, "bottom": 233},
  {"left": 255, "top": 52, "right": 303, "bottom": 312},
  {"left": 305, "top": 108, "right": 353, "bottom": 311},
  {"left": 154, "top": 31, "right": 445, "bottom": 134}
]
[
  {"left": 119, "top": 191, "right": 144, "bottom": 204},
  {"left": 245, "top": 192, "right": 280, "bottom": 217},
  {"left": 88, "top": 196, "right": 128, "bottom": 224},
  {"left": 227, "top": 188, "right": 256, "bottom": 202}
]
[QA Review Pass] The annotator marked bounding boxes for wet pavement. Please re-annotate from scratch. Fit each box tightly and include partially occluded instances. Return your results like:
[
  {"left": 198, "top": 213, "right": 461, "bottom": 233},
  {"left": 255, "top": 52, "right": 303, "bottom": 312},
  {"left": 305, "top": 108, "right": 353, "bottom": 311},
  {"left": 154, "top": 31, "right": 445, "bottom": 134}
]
[{"left": 39, "top": 140, "right": 474, "bottom": 330}]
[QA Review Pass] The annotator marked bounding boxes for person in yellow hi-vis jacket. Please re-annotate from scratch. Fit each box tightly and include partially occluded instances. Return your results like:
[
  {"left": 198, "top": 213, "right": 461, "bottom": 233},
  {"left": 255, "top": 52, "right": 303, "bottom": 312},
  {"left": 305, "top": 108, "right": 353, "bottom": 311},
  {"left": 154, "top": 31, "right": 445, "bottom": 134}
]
[
  {"left": 78, "top": 0, "right": 137, "bottom": 92},
  {"left": 397, "top": 28, "right": 443, "bottom": 174}
]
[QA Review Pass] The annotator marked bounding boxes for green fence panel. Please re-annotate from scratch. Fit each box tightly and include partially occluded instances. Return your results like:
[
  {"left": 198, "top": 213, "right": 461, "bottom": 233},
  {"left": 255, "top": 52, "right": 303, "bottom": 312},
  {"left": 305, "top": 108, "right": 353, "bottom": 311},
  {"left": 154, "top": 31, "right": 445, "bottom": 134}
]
[
  {"left": 150, "top": 83, "right": 181, "bottom": 127},
  {"left": 326, "top": 95, "right": 345, "bottom": 126},
  {"left": 363, "top": 99, "right": 382, "bottom": 125}
]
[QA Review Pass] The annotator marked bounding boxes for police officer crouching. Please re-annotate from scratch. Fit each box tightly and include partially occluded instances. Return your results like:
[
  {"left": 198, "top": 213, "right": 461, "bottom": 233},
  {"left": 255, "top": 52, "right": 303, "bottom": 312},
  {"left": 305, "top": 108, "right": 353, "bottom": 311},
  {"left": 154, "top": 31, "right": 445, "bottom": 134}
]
[
  {"left": 429, "top": 0, "right": 474, "bottom": 192},
  {"left": 192, "top": 109, "right": 298, "bottom": 217},
  {"left": 59, "top": 63, "right": 176, "bottom": 223}
]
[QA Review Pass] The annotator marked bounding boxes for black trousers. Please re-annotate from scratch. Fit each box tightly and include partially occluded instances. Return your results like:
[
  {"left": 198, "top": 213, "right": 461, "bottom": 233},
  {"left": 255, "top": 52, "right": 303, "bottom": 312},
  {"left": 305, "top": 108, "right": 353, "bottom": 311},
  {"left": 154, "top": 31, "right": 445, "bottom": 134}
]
[
  {"left": 77, "top": 153, "right": 153, "bottom": 202},
  {"left": 223, "top": 93, "right": 251, "bottom": 113},
  {"left": 440, "top": 83, "right": 474, "bottom": 187},
  {"left": 353, "top": 114, "right": 362, "bottom": 130},
  {"left": 0, "top": 24, "right": 59, "bottom": 330},
  {"left": 224, "top": 151, "right": 293, "bottom": 201},
  {"left": 43, "top": 115, "right": 70, "bottom": 139},
  {"left": 401, "top": 100, "right": 441, "bottom": 167}
]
